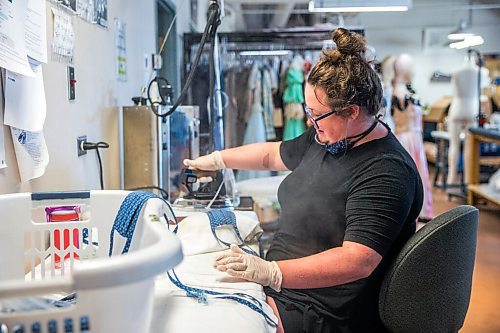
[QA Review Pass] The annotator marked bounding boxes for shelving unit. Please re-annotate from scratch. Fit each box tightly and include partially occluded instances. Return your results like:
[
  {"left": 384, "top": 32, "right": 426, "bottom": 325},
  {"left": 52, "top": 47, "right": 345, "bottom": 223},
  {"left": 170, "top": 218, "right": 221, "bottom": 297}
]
[{"left": 466, "top": 127, "right": 500, "bottom": 207}]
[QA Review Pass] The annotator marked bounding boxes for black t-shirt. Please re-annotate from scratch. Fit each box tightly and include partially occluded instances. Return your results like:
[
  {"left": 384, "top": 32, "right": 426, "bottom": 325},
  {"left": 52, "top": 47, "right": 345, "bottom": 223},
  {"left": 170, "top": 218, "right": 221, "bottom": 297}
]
[{"left": 265, "top": 126, "right": 423, "bottom": 333}]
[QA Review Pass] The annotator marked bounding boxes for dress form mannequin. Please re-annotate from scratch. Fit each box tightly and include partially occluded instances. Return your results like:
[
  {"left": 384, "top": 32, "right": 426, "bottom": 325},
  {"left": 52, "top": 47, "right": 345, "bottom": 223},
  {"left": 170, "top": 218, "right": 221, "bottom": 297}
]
[
  {"left": 392, "top": 54, "right": 434, "bottom": 219},
  {"left": 380, "top": 56, "right": 396, "bottom": 131},
  {"left": 447, "top": 55, "right": 490, "bottom": 185}
]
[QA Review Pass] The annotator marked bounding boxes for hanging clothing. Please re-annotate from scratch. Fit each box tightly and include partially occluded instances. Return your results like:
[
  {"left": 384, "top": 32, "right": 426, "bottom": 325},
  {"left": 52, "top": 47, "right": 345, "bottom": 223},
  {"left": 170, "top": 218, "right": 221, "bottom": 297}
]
[
  {"left": 273, "top": 107, "right": 284, "bottom": 128},
  {"left": 224, "top": 66, "right": 252, "bottom": 148},
  {"left": 270, "top": 60, "right": 282, "bottom": 129},
  {"left": 273, "top": 59, "right": 289, "bottom": 141},
  {"left": 283, "top": 118, "right": 306, "bottom": 141},
  {"left": 223, "top": 67, "right": 239, "bottom": 149},
  {"left": 392, "top": 96, "right": 433, "bottom": 219},
  {"left": 282, "top": 66, "right": 306, "bottom": 141},
  {"left": 283, "top": 103, "right": 306, "bottom": 141},
  {"left": 238, "top": 63, "right": 271, "bottom": 181},
  {"left": 262, "top": 67, "right": 276, "bottom": 141},
  {"left": 283, "top": 68, "right": 305, "bottom": 104}
]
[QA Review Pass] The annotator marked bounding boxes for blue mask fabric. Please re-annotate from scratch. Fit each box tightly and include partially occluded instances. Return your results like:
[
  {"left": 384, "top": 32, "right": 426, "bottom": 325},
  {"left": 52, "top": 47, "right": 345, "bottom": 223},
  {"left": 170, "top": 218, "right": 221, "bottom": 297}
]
[
  {"left": 110, "top": 191, "right": 277, "bottom": 328},
  {"left": 316, "top": 118, "right": 380, "bottom": 157}
]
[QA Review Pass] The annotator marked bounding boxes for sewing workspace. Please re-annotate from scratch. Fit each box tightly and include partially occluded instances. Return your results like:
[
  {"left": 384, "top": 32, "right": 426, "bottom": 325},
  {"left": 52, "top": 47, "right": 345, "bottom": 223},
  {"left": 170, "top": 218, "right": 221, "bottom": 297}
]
[{"left": 1, "top": 0, "right": 500, "bottom": 332}]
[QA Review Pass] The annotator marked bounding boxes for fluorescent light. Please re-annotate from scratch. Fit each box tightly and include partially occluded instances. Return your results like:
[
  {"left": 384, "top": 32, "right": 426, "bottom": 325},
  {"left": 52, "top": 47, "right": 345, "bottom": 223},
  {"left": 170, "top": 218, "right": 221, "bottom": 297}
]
[
  {"left": 308, "top": 0, "right": 410, "bottom": 13},
  {"left": 239, "top": 50, "right": 292, "bottom": 56},
  {"left": 449, "top": 35, "right": 484, "bottom": 49},
  {"left": 448, "top": 31, "right": 475, "bottom": 40}
]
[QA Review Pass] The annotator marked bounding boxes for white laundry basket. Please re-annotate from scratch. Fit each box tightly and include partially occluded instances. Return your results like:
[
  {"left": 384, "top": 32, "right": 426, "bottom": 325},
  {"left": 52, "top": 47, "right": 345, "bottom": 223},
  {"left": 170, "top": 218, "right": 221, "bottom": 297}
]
[{"left": 0, "top": 190, "right": 183, "bottom": 333}]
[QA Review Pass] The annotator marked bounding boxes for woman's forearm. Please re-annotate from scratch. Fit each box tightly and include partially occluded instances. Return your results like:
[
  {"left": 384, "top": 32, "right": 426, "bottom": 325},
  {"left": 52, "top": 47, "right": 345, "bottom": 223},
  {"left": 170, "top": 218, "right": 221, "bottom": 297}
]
[
  {"left": 277, "top": 241, "right": 382, "bottom": 289},
  {"left": 220, "top": 142, "right": 288, "bottom": 171}
]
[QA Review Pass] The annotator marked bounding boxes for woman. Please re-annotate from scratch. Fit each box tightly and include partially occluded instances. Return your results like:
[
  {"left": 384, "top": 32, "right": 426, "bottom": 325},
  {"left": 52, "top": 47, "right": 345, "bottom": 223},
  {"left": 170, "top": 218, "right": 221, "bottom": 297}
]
[{"left": 184, "top": 28, "right": 423, "bottom": 333}]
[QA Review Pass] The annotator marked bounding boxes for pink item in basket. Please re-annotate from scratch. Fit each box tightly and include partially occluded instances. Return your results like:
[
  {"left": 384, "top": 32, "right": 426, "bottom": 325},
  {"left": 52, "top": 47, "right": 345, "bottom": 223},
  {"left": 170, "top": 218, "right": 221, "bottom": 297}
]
[{"left": 45, "top": 206, "right": 81, "bottom": 264}]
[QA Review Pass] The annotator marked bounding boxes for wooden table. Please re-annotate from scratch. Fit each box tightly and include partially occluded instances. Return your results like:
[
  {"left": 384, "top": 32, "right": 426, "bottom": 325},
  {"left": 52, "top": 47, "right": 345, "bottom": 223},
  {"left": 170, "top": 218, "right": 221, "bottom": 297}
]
[{"left": 466, "top": 127, "right": 500, "bottom": 206}]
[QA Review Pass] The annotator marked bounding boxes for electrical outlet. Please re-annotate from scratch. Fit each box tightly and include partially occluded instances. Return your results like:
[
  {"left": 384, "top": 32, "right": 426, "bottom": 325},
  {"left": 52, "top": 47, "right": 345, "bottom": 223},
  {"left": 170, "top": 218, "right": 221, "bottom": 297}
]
[{"left": 77, "top": 135, "right": 87, "bottom": 156}]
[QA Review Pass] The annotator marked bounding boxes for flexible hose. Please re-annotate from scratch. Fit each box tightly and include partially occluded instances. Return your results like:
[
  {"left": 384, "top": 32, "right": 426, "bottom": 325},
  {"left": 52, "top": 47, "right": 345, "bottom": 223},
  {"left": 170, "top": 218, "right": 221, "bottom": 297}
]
[{"left": 150, "top": 6, "right": 219, "bottom": 117}]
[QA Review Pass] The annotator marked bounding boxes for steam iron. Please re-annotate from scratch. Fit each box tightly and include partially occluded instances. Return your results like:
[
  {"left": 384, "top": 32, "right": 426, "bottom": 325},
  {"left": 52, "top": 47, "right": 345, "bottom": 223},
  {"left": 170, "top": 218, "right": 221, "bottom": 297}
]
[{"left": 173, "top": 168, "right": 237, "bottom": 211}]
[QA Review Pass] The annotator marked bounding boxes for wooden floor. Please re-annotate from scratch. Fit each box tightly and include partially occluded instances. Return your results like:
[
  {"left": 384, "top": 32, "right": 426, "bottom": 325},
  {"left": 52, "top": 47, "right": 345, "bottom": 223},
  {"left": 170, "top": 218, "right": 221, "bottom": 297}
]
[{"left": 429, "top": 170, "right": 500, "bottom": 332}]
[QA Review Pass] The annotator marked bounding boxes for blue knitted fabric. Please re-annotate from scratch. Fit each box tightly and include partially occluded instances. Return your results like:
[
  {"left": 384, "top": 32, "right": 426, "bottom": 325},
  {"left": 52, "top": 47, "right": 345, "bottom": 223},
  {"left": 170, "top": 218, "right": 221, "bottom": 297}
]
[
  {"left": 109, "top": 191, "right": 276, "bottom": 328},
  {"left": 109, "top": 191, "right": 160, "bottom": 256},
  {"left": 206, "top": 209, "right": 258, "bottom": 256},
  {"left": 167, "top": 270, "right": 277, "bottom": 328}
]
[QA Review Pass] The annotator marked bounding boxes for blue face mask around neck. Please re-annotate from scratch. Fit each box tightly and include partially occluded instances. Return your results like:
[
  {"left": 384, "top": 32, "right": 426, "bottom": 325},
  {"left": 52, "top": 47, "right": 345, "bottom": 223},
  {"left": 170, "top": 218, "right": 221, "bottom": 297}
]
[
  {"left": 315, "top": 137, "right": 351, "bottom": 157},
  {"left": 315, "top": 118, "right": 380, "bottom": 157}
]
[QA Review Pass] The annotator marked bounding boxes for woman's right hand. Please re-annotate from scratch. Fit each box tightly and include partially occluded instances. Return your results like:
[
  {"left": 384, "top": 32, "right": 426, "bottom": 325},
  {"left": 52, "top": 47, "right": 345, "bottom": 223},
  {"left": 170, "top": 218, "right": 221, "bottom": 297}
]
[{"left": 183, "top": 151, "right": 226, "bottom": 171}]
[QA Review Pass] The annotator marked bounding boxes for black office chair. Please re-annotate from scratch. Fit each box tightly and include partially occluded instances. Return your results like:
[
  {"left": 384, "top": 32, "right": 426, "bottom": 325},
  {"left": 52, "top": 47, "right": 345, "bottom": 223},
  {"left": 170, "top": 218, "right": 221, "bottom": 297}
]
[{"left": 379, "top": 205, "right": 479, "bottom": 333}]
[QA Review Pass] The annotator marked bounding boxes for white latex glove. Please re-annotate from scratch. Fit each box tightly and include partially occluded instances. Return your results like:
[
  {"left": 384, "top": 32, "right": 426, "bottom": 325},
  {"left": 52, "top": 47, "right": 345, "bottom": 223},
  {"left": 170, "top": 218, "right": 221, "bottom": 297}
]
[
  {"left": 214, "top": 244, "right": 283, "bottom": 292},
  {"left": 183, "top": 151, "right": 226, "bottom": 171}
]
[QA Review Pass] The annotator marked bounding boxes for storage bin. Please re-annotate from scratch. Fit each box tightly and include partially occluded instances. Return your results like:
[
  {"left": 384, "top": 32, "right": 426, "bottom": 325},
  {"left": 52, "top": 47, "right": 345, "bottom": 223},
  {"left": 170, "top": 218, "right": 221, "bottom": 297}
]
[{"left": 0, "top": 190, "right": 182, "bottom": 332}]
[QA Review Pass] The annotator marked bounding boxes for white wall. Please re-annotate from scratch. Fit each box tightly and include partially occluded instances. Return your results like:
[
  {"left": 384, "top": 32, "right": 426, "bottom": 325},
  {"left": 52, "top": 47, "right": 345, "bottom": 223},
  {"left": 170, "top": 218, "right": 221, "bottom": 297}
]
[{"left": 0, "top": 0, "right": 191, "bottom": 194}]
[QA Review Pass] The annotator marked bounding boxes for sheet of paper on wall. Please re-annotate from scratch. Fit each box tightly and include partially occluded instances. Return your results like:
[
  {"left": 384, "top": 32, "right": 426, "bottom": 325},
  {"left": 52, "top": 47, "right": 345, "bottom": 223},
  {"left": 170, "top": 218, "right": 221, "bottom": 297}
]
[
  {"left": 4, "top": 59, "right": 46, "bottom": 131},
  {"left": 51, "top": 7, "right": 75, "bottom": 62},
  {"left": 77, "top": 0, "right": 94, "bottom": 23},
  {"left": 0, "top": 0, "right": 35, "bottom": 77},
  {"left": 94, "top": 0, "right": 108, "bottom": 28},
  {"left": 10, "top": 127, "right": 49, "bottom": 182},
  {"left": 115, "top": 19, "right": 127, "bottom": 82},
  {"left": 25, "top": 0, "right": 48, "bottom": 63}
]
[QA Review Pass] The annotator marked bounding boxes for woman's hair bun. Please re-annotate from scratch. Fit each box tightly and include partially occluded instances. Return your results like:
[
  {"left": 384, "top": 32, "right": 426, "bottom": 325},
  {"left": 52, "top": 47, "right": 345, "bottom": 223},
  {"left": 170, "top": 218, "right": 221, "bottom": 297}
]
[{"left": 332, "top": 28, "right": 366, "bottom": 56}]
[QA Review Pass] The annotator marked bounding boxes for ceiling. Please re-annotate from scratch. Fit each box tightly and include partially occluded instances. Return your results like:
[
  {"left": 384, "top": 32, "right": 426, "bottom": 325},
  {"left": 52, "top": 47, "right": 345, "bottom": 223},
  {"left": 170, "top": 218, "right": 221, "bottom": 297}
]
[{"left": 221, "top": 0, "right": 500, "bottom": 31}]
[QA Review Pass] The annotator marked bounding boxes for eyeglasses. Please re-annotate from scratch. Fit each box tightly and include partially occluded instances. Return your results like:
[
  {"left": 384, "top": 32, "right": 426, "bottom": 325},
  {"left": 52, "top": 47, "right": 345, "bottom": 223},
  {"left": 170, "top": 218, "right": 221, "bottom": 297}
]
[{"left": 304, "top": 106, "right": 336, "bottom": 129}]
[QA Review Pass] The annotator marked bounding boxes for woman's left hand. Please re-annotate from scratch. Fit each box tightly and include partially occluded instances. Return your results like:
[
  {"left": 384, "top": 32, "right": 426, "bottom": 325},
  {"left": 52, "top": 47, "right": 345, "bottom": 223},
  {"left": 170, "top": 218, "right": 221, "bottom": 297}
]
[{"left": 214, "top": 244, "right": 283, "bottom": 292}]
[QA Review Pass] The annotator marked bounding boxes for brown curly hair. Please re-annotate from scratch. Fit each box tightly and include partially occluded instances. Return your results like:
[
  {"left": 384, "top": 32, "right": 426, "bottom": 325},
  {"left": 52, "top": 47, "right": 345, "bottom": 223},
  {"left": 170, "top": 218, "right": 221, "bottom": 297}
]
[{"left": 307, "top": 28, "right": 383, "bottom": 118}]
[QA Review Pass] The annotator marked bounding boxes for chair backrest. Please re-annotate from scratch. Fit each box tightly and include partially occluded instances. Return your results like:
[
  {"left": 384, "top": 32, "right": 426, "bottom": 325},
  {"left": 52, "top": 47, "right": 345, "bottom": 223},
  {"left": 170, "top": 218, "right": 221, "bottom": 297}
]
[{"left": 379, "top": 205, "right": 479, "bottom": 333}]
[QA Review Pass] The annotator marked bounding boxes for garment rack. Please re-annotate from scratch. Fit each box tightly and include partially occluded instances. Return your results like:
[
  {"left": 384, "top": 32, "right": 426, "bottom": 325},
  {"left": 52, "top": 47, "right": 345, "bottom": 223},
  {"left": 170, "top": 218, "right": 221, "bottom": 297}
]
[{"left": 182, "top": 28, "right": 364, "bottom": 77}]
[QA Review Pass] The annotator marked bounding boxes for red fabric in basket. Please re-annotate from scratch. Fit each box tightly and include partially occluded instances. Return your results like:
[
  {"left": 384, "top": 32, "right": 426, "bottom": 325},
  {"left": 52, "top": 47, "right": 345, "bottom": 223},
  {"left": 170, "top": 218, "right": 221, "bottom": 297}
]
[{"left": 46, "top": 208, "right": 80, "bottom": 264}]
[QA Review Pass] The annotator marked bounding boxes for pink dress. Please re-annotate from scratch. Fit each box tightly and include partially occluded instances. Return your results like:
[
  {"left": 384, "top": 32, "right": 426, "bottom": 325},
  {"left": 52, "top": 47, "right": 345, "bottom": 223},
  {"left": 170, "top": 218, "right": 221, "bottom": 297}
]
[{"left": 392, "top": 96, "right": 434, "bottom": 219}]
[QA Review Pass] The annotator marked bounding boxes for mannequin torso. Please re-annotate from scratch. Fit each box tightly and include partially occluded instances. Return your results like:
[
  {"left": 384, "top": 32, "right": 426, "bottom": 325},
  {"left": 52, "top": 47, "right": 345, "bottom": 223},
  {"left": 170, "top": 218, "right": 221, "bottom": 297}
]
[
  {"left": 446, "top": 58, "right": 489, "bottom": 185},
  {"left": 391, "top": 53, "right": 433, "bottom": 219},
  {"left": 391, "top": 54, "right": 422, "bottom": 134},
  {"left": 448, "top": 60, "right": 490, "bottom": 121},
  {"left": 392, "top": 84, "right": 423, "bottom": 133}
]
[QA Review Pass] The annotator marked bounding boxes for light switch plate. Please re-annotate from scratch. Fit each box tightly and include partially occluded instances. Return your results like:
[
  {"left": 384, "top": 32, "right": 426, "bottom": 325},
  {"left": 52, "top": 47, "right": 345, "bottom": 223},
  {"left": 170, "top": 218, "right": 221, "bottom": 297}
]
[{"left": 68, "top": 66, "right": 75, "bottom": 100}]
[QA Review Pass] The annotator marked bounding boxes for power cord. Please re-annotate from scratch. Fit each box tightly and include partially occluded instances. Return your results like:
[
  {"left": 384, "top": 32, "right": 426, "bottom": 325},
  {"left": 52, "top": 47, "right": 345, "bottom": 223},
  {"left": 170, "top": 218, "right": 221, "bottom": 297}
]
[
  {"left": 127, "top": 186, "right": 169, "bottom": 200},
  {"left": 81, "top": 141, "right": 109, "bottom": 190}
]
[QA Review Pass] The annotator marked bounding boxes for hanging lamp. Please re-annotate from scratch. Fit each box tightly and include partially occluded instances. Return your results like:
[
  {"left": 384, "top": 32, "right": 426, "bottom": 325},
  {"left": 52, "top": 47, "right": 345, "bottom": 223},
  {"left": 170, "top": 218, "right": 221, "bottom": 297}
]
[{"left": 448, "top": 0, "right": 484, "bottom": 49}]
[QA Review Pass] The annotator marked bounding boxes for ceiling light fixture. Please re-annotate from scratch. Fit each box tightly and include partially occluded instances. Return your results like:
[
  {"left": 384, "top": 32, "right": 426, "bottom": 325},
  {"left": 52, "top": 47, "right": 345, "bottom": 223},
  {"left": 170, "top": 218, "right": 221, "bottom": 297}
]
[
  {"left": 239, "top": 50, "right": 292, "bottom": 56},
  {"left": 449, "top": 35, "right": 484, "bottom": 49},
  {"left": 448, "top": 1, "right": 484, "bottom": 49},
  {"left": 308, "top": 0, "right": 411, "bottom": 13}
]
